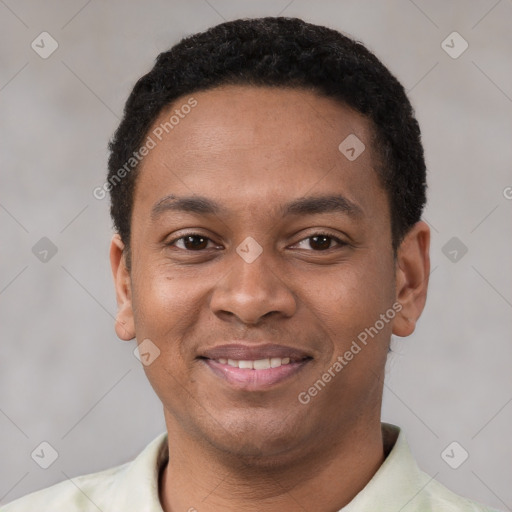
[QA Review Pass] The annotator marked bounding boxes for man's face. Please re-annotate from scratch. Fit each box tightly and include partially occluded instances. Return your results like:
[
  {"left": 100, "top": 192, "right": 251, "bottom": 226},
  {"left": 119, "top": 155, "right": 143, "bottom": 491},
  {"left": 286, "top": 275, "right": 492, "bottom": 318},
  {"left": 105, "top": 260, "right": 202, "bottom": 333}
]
[{"left": 112, "top": 85, "right": 423, "bottom": 462}]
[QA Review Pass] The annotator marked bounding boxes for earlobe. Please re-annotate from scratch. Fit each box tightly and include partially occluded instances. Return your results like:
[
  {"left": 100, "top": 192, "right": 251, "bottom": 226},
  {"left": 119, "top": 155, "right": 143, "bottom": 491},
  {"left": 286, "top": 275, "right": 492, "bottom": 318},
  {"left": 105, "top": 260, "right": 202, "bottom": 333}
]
[
  {"left": 110, "top": 234, "right": 136, "bottom": 341},
  {"left": 392, "top": 221, "right": 430, "bottom": 338}
]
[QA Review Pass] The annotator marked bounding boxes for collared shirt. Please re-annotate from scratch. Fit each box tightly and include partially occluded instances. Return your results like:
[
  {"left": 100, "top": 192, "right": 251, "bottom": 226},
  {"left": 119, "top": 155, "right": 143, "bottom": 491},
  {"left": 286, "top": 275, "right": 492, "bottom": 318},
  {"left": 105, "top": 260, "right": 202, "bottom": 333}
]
[{"left": 2, "top": 423, "right": 499, "bottom": 511}]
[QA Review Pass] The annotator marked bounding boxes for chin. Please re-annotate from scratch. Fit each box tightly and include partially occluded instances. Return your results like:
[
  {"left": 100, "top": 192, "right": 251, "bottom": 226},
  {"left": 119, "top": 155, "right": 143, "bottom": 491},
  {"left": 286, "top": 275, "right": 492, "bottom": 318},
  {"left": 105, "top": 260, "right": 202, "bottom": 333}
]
[{"left": 202, "top": 415, "right": 312, "bottom": 467}]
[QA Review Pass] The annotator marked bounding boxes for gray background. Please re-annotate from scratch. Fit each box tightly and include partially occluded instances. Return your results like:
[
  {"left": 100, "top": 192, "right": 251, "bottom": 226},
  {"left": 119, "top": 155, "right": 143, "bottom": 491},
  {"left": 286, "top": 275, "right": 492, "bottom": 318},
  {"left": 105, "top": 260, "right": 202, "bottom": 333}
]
[{"left": 1, "top": 0, "right": 511, "bottom": 509}]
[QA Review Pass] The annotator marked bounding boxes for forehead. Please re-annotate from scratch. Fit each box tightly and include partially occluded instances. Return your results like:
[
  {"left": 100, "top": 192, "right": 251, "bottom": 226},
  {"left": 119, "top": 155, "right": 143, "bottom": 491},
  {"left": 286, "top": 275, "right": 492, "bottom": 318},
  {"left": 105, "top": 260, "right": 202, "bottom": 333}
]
[{"left": 133, "top": 85, "right": 387, "bottom": 222}]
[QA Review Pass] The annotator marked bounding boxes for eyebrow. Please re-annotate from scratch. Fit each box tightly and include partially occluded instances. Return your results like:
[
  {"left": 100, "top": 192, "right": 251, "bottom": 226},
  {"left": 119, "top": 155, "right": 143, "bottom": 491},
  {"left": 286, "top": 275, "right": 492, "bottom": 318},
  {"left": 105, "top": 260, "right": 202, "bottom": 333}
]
[
  {"left": 283, "top": 195, "right": 363, "bottom": 218},
  {"left": 151, "top": 194, "right": 363, "bottom": 220},
  {"left": 151, "top": 195, "right": 226, "bottom": 220}
]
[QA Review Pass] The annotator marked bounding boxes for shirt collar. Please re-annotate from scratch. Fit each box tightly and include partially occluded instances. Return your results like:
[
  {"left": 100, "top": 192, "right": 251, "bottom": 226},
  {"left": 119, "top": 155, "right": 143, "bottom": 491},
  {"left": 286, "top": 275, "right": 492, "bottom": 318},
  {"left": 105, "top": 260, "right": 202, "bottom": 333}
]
[
  {"left": 107, "top": 423, "right": 430, "bottom": 512},
  {"left": 341, "top": 422, "right": 435, "bottom": 511},
  {"left": 108, "top": 431, "right": 168, "bottom": 511}
]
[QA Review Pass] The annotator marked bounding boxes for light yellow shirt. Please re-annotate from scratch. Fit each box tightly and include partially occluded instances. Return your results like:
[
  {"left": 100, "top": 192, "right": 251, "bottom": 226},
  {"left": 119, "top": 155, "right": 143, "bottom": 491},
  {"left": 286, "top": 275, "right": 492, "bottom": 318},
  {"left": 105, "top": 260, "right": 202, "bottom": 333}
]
[{"left": 2, "top": 423, "right": 499, "bottom": 511}]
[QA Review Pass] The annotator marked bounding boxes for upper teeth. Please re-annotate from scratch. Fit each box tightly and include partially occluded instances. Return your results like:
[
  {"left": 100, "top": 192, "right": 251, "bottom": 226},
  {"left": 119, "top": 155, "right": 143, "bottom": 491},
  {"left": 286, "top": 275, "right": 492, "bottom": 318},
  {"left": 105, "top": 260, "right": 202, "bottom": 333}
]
[{"left": 216, "top": 357, "right": 291, "bottom": 369}]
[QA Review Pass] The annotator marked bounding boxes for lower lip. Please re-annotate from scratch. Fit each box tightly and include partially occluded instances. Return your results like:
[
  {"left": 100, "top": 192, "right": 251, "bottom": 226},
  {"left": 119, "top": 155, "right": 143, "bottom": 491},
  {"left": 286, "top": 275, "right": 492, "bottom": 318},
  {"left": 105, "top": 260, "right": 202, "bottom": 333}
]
[{"left": 203, "top": 359, "right": 310, "bottom": 390}]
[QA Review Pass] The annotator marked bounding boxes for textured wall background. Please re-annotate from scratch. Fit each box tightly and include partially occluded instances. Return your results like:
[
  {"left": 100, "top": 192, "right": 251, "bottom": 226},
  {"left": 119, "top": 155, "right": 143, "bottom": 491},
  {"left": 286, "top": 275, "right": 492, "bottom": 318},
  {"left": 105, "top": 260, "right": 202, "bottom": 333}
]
[{"left": 1, "top": 0, "right": 511, "bottom": 509}]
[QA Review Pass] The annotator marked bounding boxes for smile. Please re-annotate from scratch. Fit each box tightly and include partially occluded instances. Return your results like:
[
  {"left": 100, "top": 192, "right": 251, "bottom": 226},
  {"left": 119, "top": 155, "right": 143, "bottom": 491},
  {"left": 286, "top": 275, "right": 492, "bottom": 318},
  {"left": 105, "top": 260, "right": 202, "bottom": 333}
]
[
  {"left": 199, "top": 344, "right": 312, "bottom": 389},
  {"left": 213, "top": 357, "right": 291, "bottom": 369}
]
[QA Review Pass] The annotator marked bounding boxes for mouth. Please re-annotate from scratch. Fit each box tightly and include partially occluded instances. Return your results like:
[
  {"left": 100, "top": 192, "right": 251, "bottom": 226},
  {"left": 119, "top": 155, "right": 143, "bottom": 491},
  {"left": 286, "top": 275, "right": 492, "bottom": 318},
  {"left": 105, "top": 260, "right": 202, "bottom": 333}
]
[{"left": 199, "top": 344, "right": 313, "bottom": 390}]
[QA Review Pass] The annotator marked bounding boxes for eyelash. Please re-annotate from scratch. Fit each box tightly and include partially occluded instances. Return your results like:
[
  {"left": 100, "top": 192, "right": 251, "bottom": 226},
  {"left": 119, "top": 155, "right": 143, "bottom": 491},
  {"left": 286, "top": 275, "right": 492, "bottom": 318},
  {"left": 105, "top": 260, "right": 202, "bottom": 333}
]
[
  {"left": 294, "top": 232, "right": 347, "bottom": 250},
  {"left": 166, "top": 231, "right": 347, "bottom": 251}
]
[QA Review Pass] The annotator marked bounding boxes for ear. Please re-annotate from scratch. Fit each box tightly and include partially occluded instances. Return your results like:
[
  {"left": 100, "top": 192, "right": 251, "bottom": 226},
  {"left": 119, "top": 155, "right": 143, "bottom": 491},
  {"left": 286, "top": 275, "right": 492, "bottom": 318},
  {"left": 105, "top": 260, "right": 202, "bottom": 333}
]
[
  {"left": 110, "top": 234, "right": 135, "bottom": 340},
  {"left": 392, "top": 221, "right": 430, "bottom": 337}
]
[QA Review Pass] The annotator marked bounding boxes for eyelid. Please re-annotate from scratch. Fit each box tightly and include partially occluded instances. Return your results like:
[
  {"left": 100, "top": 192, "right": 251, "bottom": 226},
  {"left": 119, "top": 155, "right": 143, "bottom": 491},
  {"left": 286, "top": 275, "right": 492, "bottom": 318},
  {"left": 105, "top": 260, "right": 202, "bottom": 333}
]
[
  {"left": 165, "top": 230, "right": 348, "bottom": 251},
  {"left": 165, "top": 231, "right": 220, "bottom": 249},
  {"left": 291, "top": 231, "right": 347, "bottom": 250}
]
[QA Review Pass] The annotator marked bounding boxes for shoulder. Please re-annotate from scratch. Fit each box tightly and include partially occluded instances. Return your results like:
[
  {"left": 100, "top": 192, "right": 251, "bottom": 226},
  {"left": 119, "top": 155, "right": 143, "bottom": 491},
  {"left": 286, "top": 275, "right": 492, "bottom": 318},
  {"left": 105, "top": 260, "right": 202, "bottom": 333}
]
[
  {"left": 358, "top": 424, "right": 502, "bottom": 512},
  {"left": 1, "top": 463, "right": 128, "bottom": 511},
  {"left": 420, "top": 477, "right": 501, "bottom": 512},
  {"left": 2, "top": 432, "right": 168, "bottom": 512}
]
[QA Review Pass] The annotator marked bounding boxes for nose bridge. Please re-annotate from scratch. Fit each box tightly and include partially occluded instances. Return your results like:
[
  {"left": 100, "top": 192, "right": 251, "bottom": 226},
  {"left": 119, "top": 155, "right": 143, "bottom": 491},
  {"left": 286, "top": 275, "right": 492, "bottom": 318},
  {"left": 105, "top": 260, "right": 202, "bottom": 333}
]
[
  {"left": 210, "top": 241, "right": 296, "bottom": 324},
  {"left": 234, "top": 245, "right": 274, "bottom": 295}
]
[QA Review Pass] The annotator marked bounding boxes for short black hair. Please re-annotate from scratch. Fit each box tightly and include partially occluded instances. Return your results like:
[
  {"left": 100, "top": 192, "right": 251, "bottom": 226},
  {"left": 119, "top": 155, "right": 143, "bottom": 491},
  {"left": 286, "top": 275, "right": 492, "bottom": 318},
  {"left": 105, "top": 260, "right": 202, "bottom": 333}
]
[{"left": 108, "top": 16, "right": 426, "bottom": 254}]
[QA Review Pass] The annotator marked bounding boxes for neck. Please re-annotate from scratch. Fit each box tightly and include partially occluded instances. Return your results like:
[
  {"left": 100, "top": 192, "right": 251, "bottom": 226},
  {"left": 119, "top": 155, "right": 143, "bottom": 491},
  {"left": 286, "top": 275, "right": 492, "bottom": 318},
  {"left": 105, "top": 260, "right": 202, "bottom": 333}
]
[{"left": 159, "top": 416, "right": 385, "bottom": 512}]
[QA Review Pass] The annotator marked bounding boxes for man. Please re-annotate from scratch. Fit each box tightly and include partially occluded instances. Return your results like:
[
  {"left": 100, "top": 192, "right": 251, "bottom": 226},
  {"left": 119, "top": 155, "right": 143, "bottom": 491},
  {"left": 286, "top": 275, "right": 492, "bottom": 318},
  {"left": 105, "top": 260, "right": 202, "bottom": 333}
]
[{"left": 4, "top": 16, "right": 498, "bottom": 512}]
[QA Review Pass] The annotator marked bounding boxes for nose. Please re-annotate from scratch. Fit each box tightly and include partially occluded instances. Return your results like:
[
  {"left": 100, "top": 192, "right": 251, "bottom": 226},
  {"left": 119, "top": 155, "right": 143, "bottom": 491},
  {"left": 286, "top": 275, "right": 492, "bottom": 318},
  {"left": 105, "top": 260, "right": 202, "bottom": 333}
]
[{"left": 210, "top": 248, "right": 297, "bottom": 326}]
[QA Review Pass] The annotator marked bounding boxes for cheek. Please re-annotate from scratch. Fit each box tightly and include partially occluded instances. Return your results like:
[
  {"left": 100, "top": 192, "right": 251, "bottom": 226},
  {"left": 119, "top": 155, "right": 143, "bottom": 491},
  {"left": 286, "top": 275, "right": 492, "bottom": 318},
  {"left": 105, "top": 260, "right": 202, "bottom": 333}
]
[
  {"left": 316, "top": 255, "right": 395, "bottom": 351},
  {"left": 130, "top": 270, "right": 203, "bottom": 404},
  {"left": 130, "top": 264, "right": 204, "bottom": 347},
  {"left": 322, "top": 257, "right": 393, "bottom": 314}
]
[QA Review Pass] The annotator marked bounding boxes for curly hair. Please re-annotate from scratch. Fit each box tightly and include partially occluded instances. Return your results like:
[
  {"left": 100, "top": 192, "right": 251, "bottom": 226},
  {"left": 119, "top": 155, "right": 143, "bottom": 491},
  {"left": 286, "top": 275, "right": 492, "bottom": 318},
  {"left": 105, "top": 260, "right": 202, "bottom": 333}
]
[{"left": 107, "top": 17, "right": 426, "bottom": 253}]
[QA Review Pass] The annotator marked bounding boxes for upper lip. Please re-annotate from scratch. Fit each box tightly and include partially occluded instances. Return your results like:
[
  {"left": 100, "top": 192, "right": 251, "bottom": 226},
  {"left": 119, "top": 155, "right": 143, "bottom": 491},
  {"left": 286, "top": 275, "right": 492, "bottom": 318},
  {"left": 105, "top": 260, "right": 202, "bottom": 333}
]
[{"left": 200, "top": 344, "right": 312, "bottom": 362}]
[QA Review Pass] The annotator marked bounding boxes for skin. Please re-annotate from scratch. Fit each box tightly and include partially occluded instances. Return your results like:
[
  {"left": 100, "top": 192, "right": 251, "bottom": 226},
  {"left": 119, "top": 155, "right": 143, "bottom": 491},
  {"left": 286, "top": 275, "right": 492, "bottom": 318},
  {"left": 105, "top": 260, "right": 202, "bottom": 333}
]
[{"left": 110, "top": 85, "right": 430, "bottom": 511}]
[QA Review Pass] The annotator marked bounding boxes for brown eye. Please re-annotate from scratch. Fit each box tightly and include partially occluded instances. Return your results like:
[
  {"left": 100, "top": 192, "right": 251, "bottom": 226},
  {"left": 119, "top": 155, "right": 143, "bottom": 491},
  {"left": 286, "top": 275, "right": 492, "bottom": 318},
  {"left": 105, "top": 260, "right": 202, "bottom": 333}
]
[
  {"left": 183, "top": 235, "right": 208, "bottom": 250},
  {"left": 309, "top": 235, "right": 333, "bottom": 250},
  {"left": 170, "top": 234, "right": 213, "bottom": 250},
  {"left": 293, "top": 233, "right": 346, "bottom": 251}
]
